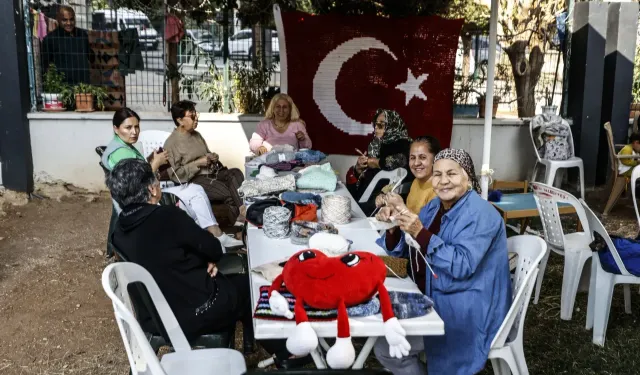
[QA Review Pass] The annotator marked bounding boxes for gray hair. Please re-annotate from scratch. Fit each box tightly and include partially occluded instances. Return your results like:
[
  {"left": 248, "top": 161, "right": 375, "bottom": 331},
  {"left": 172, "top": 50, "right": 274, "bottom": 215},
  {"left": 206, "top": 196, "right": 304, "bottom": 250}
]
[{"left": 106, "top": 158, "right": 157, "bottom": 207}]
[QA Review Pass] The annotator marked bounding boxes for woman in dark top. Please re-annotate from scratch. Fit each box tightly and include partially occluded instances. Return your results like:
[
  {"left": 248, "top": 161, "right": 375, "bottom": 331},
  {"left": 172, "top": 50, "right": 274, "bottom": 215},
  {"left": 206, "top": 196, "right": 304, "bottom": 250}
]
[
  {"left": 346, "top": 109, "right": 413, "bottom": 214},
  {"left": 106, "top": 158, "right": 254, "bottom": 351}
]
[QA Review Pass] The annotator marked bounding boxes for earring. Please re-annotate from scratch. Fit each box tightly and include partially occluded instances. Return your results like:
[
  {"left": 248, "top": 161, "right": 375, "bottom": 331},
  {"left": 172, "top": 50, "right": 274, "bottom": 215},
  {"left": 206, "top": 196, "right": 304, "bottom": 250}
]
[{"left": 468, "top": 183, "right": 473, "bottom": 191}]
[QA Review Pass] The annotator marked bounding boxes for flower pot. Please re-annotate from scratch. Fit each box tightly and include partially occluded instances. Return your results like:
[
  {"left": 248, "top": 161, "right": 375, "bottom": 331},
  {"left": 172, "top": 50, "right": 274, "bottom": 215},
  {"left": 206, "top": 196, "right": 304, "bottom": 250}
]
[
  {"left": 477, "top": 97, "right": 499, "bottom": 118},
  {"left": 542, "top": 105, "right": 558, "bottom": 115},
  {"left": 453, "top": 104, "right": 480, "bottom": 118},
  {"left": 75, "top": 93, "right": 94, "bottom": 112},
  {"left": 41, "top": 93, "right": 65, "bottom": 111},
  {"left": 630, "top": 103, "right": 640, "bottom": 119}
]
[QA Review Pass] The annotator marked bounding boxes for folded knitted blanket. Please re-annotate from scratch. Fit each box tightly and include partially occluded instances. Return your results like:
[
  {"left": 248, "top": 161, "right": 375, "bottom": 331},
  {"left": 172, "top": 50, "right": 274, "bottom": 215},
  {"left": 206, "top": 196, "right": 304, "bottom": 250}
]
[
  {"left": 296, "top": 163, "right": 337, "bottom": 192},
  {"left": 237, "top": 174, "right": 297, "bottom": 198},
  {"left": 295, "top": 149, "right": 326, "bottom": 164}
]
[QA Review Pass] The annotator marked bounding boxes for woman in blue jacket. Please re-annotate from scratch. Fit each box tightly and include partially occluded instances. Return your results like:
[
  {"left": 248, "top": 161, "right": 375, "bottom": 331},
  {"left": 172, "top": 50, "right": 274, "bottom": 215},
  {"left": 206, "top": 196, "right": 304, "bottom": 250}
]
[{"left": 374, "top": 148, "right": 512, "bottom": 375}]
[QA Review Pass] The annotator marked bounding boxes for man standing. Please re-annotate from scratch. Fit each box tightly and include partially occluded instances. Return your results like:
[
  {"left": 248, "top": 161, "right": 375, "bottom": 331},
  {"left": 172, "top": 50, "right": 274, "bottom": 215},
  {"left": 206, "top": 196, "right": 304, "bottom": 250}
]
[{"left": 41, "top": 5, "right": 92, "bottom": 85}]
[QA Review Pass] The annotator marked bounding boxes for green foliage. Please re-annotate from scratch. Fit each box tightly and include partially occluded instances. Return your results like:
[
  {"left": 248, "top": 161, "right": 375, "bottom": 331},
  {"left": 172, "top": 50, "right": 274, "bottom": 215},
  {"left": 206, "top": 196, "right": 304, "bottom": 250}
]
[
  {"left": 198, "top": 65, "right": 227, "bottom": 112},
  {"left": 440, "top": 0, "right": 489, "bottom": 34},
  {"left": 43, "top": 64, "right": 68, "bottom": 94},
  {"left": 633, "top": 45, "right": 640, "bottom": 103},
  {"left": 73, "top": 83, "right": 109, "bottom": 110},
  {"left": 231, "top": 61, "right": 274, "bottom": 114}
]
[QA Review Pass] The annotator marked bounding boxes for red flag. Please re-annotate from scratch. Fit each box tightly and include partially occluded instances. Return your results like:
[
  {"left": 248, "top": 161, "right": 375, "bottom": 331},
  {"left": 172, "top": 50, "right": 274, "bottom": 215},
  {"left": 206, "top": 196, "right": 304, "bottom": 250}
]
[{"left": 279, "top": 11, "right": 463, "bottom": 155}]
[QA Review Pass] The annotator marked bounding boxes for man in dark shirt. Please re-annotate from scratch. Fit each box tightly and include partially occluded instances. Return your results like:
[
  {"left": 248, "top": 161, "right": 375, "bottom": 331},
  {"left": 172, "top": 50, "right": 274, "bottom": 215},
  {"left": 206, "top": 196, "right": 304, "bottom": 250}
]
[{"left": 41, "top": 5, "right": 92, "bottom": 85}]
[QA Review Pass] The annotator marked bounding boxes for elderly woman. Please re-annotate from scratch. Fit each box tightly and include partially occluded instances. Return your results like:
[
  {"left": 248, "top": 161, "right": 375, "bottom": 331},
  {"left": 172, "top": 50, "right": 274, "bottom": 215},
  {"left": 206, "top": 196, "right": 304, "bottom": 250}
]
[
  {"left": 375, "top": 135, "right": 441, "bottom": 215},
  {"left": 249, "top": 93, "right": 312, "bottom": 155},
  {"left": 164, "top": 100, "right": 246, "bottom": 226},
  {"left": 346, "top": 109, "right": 413, "bottom": 214},
  {"left": 373, "top": 149, "right": 511, "bottom": 375},
  {"left": 102, "top": 107, "right": 242, "bottom": 249},
  {"left": 106, "top": 158, "right": 254, "bottom": 352}
]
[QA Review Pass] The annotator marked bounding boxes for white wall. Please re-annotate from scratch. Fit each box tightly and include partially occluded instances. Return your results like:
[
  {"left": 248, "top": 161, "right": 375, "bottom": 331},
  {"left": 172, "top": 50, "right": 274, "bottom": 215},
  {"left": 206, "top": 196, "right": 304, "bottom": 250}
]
[{"left": 28, "top": 112, "right": 536, "bottom": 192}]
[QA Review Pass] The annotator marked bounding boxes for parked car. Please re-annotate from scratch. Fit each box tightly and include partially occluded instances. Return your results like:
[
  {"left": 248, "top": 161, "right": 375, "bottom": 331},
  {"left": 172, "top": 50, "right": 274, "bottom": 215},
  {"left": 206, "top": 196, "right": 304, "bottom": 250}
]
[
  {"left": 215, "top": 29, "right": 279, "bottom": 59},
  {"left": 186, "top": 29, "right": 218, "bottom": 55},
  {"left": 92, "top": 9, "right": 159, "bottom": 50}
]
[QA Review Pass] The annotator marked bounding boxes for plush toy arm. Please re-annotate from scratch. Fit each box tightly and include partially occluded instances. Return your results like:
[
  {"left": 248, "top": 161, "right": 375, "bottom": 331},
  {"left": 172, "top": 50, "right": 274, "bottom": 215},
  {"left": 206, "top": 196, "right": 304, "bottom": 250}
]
[
  {"left": 376, "top": 281, "right": 395, "bottom": 322},
  {"left": 378, "top": 281, "right": 411, "bottom": 359},
  {"left": 268, "top": 274, "right": 294, "bottom": 319}
]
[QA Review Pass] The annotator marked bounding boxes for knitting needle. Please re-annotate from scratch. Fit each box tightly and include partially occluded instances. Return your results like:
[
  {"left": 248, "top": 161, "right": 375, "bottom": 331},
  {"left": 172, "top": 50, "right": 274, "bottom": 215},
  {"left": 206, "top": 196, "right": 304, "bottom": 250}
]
[{"left": 355, "top": 148, "right": 366, "bottom": 157}]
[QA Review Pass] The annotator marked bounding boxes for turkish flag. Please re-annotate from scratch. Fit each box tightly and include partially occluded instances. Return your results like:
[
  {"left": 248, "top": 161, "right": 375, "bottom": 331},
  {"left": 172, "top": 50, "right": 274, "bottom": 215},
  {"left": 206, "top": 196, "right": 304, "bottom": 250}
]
[{"left": 279, "top": 11, "right": 463, "bottom": 155}]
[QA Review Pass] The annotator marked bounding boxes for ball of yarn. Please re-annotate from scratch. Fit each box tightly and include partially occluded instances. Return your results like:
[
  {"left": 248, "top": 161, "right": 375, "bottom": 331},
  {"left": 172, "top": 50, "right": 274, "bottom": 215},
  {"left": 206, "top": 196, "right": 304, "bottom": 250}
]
[
  {"left": 263, "top": 206, "right": 292, "bottom": 239},
  {"left": 309, "top": 232, "right": 351, "bottom": 256},
  {"left": 321, "top": 195, "right": 351, "bottom": 225},
  {"left": 488, "top": 190, "right": 503, "bottom": 202}
]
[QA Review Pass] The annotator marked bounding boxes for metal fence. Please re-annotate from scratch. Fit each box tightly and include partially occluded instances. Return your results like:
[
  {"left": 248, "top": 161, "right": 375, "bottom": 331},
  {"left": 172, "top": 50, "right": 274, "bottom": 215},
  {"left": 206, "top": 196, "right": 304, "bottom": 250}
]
[
  {"left": 27, "top": 1, "right": 280, "bottom": 113},
  {"left": 453, "top": 34, "right": 565, "bottom": 116},
  {"left": 26, "top": 3, "right": 560, "bottom": 116}
]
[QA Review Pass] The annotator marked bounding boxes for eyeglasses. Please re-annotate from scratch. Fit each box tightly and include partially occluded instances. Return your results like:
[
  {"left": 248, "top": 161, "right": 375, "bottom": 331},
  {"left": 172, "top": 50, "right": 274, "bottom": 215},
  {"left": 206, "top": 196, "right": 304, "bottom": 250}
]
[{"left": 374, "top": 122, "right": 387, "bottom": 129}]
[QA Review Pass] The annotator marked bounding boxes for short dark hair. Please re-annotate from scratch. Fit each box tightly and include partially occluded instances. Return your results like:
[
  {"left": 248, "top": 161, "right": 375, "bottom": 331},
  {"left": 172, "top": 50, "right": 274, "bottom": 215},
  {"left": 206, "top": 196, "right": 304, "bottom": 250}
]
[
  {"left": 171, "top": 100, "right": 196, "bottom": 127},
  {"left": 113, "top": 107, "right": 140, "bottom": 128},
  {"left": 413, "top": 135, "right": 441, "bottom": 155},
  {"left": 106, "top": 158, "right": 156, "bottom": 207},
  {"left": 630, "top": 132, "right": 640, "bottom": 144}
]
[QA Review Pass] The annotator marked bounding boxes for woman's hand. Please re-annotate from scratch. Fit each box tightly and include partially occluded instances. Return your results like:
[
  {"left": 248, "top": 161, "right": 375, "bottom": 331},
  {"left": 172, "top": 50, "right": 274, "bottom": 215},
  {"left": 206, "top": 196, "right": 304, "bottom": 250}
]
[
  {"left": 256, "top": 146, "right": 268, "bottom": 156},
  {"left": 385, "top": 192, "right": 404, "bottom": 208},
  {"left": 150, "top": 149, "right": 168, "bottom": 171},
  {"left": 207, "top": 262, "right": 218, "bottom": 277},
  {"left": 295, "top": 131, "right": 305, "bottom": 141},
  {"left": 367, "top": 157, "right": 380, "bottom": 169},
  {"left": 394, "top": 210, "right": 424, "bottom": 239},
  {"left": 376, "top": 206, "right": 395, "bottom": 222},
  {"left": 355, "top": 153, "right": 368, "bottom": 173},
  {"left": 196, "top": 155, "right": 210, "bottom": 167},
  {"left": 375, "top": 194, "right": 386, "bottom": 208},
  {"left": 207, "top": 152, "right": 219, "bottom": 164}
]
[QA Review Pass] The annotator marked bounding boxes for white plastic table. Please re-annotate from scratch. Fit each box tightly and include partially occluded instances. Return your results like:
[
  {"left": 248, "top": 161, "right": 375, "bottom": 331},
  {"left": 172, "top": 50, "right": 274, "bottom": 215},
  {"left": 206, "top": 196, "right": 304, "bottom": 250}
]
[{"left": 246, "top": 190, "right": 445, "bottom": 369}]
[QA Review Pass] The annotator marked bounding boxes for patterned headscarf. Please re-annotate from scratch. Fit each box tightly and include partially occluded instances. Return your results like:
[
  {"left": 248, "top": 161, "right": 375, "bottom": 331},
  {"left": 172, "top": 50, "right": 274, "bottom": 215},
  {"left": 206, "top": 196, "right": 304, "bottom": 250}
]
[
  {"left": 367, "top": 109, "right": 412, "bottom": 158},
  {"left": 434, "top": 148, "right": 481, "bottom": 194}
]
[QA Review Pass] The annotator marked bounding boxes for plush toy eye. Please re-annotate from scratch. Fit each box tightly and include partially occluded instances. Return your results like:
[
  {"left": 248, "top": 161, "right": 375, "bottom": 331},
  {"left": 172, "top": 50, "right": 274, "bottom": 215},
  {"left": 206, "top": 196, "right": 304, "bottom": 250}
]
[
  {"left": 341, "top": 253, "right": 360, "bottom": 267},
  {"left": 298, "top": 250, "right": 316, "bottom": 262}
]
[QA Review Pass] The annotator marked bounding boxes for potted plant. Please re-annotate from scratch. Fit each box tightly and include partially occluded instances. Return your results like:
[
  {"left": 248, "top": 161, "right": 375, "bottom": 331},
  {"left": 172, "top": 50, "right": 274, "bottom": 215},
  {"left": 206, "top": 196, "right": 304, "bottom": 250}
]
[
  {"left": 71, "top": 83, "right": 108, "bottom": 112},
  {"left": 477, "top": 91, "right": 500, "bottom": 118},
  {"left": 631, "top": 45, "right": 640, "bottom": 118},
  {"left": 452, "top": 75, "right": 479, "bottom": 118},
  {"left": 42, "top": 63, "right": 69, "bottom": 111},
  {"left": 262, "top": 86, "right": 280, "bottom": 113},
  {"left": 541, "top": 87, "right": 557, "bottom": 115}
]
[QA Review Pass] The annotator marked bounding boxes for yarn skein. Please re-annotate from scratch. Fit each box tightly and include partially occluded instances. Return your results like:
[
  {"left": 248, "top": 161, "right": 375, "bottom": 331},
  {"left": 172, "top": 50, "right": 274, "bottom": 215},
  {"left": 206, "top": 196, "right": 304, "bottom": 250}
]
[
  {"left": 263, "top": 206, "right": 292, "bottom": 239},
  {"left": 321, "top": 195, "right": 351, "bottom": 225}
]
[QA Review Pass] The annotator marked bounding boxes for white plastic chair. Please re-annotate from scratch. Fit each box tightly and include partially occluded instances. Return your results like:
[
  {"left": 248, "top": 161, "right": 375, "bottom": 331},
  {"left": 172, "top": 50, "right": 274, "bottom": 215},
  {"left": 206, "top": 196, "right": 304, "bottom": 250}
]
[
  {"left": 530, "top": 119, "right": 585, "bottom": 198},
  {"left": 631, "top": 165, "right": 640, "bottom": 230},
  {"left": 358, "top": 168, "right": 408, "bottom": 203},
  {"left": 101, "top": 262, "right": 247, "bottom": 375},
  {"left": 137, "top": 130, "right": 172, "bottom": 158},
  {"left": 581, "top": 201, "right": 636, "bottom": 347},
  {"left": 488, "top": 235, "right": 547, "bottom": 375},
  {"left": 530, "top": 182, "right": 592, "bottom": 320}
]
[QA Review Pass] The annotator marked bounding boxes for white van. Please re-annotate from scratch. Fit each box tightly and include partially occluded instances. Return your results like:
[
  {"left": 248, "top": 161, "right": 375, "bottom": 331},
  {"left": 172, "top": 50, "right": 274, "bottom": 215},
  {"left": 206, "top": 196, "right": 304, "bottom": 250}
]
[{"left": 92, "top": 9, "right": 159, "bottom": 50}]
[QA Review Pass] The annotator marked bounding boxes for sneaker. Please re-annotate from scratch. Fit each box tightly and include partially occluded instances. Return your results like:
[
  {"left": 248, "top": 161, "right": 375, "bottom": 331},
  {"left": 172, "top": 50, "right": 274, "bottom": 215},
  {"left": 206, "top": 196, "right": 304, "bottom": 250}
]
[{"left": 217, "top": 233, "right": 244, "bottom": 248}]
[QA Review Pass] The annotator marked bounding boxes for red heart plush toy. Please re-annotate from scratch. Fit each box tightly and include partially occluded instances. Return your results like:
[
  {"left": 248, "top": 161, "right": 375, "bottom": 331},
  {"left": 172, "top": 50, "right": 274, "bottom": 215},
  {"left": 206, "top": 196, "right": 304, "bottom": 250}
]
[{"left": 268, "top": 249, "right": 410, "bottom": 369}]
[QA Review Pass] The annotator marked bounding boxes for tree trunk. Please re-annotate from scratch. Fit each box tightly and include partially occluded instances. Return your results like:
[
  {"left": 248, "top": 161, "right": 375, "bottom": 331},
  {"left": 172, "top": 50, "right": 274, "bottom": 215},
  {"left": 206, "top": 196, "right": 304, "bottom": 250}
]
[
  {"left": 505, "top": 40, "right": 545, "bottom": 117},
  {"left": 461, "top": 34, "right": 473, "bottom": 77},
  {"left": 168, "top": 42, "right": 179, "bottom": 105}
]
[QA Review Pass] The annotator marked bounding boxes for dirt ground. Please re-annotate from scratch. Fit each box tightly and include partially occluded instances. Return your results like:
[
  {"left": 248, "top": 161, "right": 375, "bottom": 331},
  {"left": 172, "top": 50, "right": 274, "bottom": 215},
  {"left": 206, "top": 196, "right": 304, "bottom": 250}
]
[{"left": 0, "top": 184, "right": 638, "bottom": 374}]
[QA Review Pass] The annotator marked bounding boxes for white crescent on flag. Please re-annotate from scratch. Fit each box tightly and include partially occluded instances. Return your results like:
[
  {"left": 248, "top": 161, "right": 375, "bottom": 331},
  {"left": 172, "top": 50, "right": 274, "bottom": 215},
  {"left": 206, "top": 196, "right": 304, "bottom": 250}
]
[{"left": 312, "top": 37, "right": 398, "bottom": 136}]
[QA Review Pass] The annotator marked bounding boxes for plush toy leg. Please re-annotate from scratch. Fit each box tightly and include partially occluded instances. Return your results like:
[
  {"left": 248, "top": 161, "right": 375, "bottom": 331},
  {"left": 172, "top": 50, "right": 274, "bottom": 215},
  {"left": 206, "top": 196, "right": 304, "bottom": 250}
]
[
  {"left": 286, "top": 297, "right": 318, "bottom": 356},
  {"left": 326, "top": 299, "right": 356, "bottom": 369}
]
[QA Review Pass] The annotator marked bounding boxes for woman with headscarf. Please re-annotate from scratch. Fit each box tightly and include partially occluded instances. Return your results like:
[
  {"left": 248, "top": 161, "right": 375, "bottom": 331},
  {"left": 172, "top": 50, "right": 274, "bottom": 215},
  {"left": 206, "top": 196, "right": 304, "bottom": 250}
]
[
  {"left": 373, "top": 148, "right": 512, "bottom": 375},
  {"left": 346, "top": 109, "right": 413, "bottom": 214}
]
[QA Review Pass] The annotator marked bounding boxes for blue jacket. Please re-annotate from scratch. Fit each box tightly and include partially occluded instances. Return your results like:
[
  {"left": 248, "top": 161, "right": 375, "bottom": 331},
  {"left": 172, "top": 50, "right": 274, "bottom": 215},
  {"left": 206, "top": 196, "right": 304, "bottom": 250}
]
[{"left": 376, "top": 191, "right": 511, "bottom": 375}]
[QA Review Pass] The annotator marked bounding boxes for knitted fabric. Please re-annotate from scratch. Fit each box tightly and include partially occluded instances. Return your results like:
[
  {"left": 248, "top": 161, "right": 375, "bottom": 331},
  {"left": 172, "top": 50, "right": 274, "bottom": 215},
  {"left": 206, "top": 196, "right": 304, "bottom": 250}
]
[
  {"left": 308, "top": 232, "right": 351, "bottom": 256},
  {"left": 265, "top": 150, "right": 296, "bottom": 164},
  {"left": 254, "top": 285, "right": 380, "bottom": 321},
  {"left": 237, "top": 174, "right": 296, "bottom": 198},
  {"left": 290, "top": 221, "right": 338, "bottom": 245},
  {"left": 280, "top": 191, "right": 323, "bottom": 207},
  {"left": 296, "top": 163, "right": 337, "bottom": 192},
  {"left": 295, "top": 149, "right": 327, "bottom": 164}
]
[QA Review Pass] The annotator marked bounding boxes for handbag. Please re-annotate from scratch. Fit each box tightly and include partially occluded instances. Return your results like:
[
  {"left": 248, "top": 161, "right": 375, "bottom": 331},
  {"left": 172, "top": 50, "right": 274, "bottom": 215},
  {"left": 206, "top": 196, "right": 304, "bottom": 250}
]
[{"left": 216, "top": 252, "right": 248, "bottom": 276}]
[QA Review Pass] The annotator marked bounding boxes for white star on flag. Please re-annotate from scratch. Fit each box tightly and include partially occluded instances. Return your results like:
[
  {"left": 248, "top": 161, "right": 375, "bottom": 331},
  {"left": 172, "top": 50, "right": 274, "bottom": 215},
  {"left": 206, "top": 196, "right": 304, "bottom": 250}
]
[{"left": 396, "top": 69, "right": 428, "bottom": 105}]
